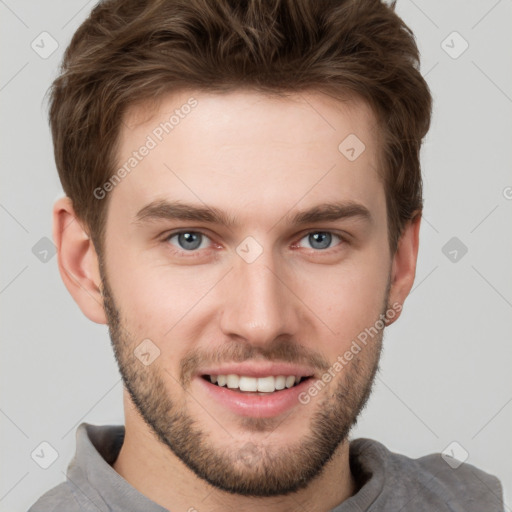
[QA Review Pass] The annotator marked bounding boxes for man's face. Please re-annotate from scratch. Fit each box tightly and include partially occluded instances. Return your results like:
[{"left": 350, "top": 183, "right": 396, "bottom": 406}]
[{"left": 99, "top": 90, "right": 393, "bottom": 496}]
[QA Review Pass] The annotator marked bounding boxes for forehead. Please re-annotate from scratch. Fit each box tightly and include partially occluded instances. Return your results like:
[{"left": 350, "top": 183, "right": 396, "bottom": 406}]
[{"left": 110, "top": 89, "right": 384, "bottom": 226}]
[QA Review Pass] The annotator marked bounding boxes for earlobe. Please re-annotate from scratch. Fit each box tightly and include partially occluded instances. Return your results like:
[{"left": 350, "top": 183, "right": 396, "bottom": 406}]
[
  {"left": 387, "top": 213, "right": 421, "bottom": 326},
  {"left": 53, "top": 197, "right": 107, "bottom": 324}
]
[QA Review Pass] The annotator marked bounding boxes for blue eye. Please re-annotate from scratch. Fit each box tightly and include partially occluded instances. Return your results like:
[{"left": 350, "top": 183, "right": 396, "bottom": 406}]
[
  {"left": 165, "top": 230, "right": 342, "bottom": 255},
  {"left": 300, "top": 232, "right": 341, "bottom": 250},
  {"left": 168, "top": 231, "right": 209, "bottom": 251}
]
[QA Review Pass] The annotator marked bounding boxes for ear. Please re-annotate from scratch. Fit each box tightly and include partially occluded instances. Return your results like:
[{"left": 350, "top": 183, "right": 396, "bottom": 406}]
[
  {"left": 386, "top": 213, "right": 421, "bottom": 326},
  {"left": 53, "top": 196, "right": 107, "bottom": 324}
]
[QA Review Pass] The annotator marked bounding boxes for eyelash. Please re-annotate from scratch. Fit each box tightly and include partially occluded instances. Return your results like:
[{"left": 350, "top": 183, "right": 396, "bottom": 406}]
[{"left": 162, "top": 229, "right": 347, "bottom": 257}]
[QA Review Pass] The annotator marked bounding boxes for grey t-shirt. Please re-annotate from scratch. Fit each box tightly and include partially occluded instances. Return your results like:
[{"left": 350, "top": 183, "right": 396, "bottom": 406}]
[{"left": 28, "top": 422, "right": 504, "bottom": 512}]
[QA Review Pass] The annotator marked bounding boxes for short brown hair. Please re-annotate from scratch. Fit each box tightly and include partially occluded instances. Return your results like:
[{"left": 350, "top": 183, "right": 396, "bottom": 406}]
[{"left": 49, "top": 0, "right": 432, "bottom": 254}]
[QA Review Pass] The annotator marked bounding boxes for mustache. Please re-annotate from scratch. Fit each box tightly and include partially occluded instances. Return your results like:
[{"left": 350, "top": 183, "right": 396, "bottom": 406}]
[{"left": 180, "top": 336, "right": 331, "bottom": 386}]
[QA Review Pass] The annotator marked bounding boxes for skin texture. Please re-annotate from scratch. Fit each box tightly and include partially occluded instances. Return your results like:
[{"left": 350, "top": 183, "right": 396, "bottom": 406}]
[{"left": 53, "top": 90, "right": 421, "bottom": 512}]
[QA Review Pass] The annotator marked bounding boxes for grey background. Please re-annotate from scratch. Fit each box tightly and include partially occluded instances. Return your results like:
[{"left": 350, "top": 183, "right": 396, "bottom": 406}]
[{"left": 1, "top": 1, "right": 511, "bottom": 510}]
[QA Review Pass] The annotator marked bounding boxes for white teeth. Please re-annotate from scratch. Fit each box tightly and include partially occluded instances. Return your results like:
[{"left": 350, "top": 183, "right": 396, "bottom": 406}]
[
  {"left": 226, "top": 374, "right": 239, "bottom": 389},
  {"left": 274, "top": 376, "right": 286, "bottom": 390},
  {"left": 256, "top": 376, "right": 275, "bottom": 392},
  {"left": 207, "top": 374, "right": 307, "bottom": 392},
  {"left": 285, "top": 376, "right": 295, "bottom": 389},
  {"left": 239, "top": 376, "right": 258, "bottom": 392}
]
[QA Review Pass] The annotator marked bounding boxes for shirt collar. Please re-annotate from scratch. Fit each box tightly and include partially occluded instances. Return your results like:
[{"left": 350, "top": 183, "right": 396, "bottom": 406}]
[{"left": 67, "top": 422, "right": 168, "bottom": 512}]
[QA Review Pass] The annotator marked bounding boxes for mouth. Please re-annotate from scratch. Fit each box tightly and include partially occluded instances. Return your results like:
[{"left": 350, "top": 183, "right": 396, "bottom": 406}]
[
  {"left": 195, "top": 370, "right": 316, "bottom": 418},
  {"left": 200, "top": 374, "right": 312, "bottom": 394}
]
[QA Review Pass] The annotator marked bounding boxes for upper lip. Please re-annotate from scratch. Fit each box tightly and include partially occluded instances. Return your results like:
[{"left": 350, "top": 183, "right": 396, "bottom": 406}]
[{"left": 196, "top": 362, "right": 316, "bottom": 379}]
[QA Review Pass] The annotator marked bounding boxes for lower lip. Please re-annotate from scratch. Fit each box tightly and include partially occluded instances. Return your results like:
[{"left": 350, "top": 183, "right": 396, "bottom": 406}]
[{"left": 195, "top": 376, "right": 313, "bottom": 418}]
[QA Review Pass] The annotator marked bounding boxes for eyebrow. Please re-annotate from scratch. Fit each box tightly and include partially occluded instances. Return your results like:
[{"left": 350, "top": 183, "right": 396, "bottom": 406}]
[
  {"left": 133, "top": 199, "right": 372, "bottom": 228},
  {"left": 134, "top": 200, "right": 236, "bottom": 227}
]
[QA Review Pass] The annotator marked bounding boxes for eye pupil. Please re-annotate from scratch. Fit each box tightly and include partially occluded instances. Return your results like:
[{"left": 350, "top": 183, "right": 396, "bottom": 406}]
[
  {"left": 309, "top": 232, "right": 332, "bottom": 250},
  {"left": 178, "top": 232, "right": 202, "bottom": 250}
]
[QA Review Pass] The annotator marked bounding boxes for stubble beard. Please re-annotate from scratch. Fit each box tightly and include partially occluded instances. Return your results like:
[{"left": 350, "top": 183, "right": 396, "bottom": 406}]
[{"left": 100, "top": 266, "right": 386, "bottom": 497}]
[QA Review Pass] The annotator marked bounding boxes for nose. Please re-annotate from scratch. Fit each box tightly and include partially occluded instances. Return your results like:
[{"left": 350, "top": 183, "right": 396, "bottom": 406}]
[{"left": 218, "top": 248, "right": 300, "bottom": 347}]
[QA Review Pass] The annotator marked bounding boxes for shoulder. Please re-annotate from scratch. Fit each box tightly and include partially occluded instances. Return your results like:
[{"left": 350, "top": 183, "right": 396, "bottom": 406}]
[
  {"left": 412, "top": 450, "right": 504, "bottom": 510},
  {"left": 351, "top": 438, "right": 504, "bottom": 511},
  {"left": 27, "top": 482, "right": 82, "bottom": 512}
]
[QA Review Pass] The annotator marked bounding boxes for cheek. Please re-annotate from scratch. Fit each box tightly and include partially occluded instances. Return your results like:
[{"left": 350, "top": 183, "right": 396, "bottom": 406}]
[
  {"left": 126, "top": 271, "right": 206, "bottom": 332},
  {"left": 105, "top": 247, "right": 190, "bottom": 332},
  {"left": 108, "top": 254, "right": 223, "bottom": 372},
  {"left": 297, "top": 252, "right": 389, "bottom": 356}
]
